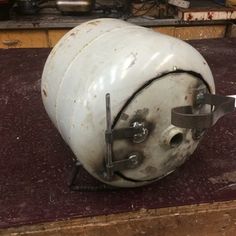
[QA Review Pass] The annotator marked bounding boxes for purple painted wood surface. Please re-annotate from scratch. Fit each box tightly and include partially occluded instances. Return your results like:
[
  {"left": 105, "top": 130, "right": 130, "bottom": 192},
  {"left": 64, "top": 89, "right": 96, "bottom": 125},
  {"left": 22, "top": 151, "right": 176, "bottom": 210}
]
[{"left": 0, "top": 38, "right": 236, "bottom": 228}]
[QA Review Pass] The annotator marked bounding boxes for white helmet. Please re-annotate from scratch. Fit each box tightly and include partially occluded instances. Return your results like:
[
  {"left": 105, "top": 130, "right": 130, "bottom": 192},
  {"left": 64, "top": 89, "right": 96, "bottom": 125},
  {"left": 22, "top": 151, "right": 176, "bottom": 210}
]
[{"left": 41, "top": 18, "right": 234, "bottom": 188}]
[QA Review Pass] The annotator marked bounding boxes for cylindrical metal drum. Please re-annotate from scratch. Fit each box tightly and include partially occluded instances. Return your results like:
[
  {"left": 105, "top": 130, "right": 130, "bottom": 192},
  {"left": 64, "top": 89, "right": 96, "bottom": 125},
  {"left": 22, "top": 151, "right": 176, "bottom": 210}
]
[{"left": 41, "top": 18, "right": 220, "bottom": 187}]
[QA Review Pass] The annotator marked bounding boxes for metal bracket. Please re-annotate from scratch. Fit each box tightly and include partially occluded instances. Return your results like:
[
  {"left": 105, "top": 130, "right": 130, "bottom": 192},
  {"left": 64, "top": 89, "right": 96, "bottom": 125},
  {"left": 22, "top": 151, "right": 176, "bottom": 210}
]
[
  {"left": 104, "top": 94, "right": 145, "bottom": 181},
  {"left": 171, "top": 93, "right": 235, "bottom": 129},
  {"left": 69, "top": 161, "right": 118, "bottom": 191}
]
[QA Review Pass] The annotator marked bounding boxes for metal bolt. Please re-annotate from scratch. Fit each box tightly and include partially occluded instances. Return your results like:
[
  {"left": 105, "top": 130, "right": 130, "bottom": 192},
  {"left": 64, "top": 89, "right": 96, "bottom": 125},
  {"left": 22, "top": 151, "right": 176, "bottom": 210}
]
[
  {"left": 131, "top": 121, "right": 149, "bottom": 143},
  {"left": 196, "top": 92, "right": 205, "bottom": 105},
  {"left": 128, "top": 153, "right": 143, "bottom": 169},
  {"left": 130, "top": 156, "right": 138, "bottom": 165}
]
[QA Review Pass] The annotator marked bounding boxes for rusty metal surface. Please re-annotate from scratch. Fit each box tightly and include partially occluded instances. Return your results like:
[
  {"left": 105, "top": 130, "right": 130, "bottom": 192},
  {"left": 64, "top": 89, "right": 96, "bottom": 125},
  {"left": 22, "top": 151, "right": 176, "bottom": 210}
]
[
  {"left": 180, "top": 10, "right": 236, "bottom": 21},
  {"left": 0, "top": 38, "right": 236, "bottom": 228},
  {"left": 177, "top": 0, "right": 236, "bottom": 21},
  {"left": 178, "top": 4, "right": 236, "bottom": 21}
]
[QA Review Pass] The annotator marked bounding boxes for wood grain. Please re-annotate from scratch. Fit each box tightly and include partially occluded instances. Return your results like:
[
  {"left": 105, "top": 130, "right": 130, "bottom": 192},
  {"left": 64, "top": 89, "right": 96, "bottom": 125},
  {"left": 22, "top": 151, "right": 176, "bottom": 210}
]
[
  {"left": 0, "top": 25, "right": 227, "bottom": 48},
  {"left": 1, "top": 200, "right": 236, "bottom": 236},
  {"left": 175, "top": 25, "right": 226, "bottom": 40},
  {"left": 47, "top": 29, "right": 69, "bottom": 47},
  {"left": 0, "top": 30, "right": 48, "bottom": 48},
  {"left": 153, "top": 25, "right": 226, "bottom": 40},
  {"left": 152, "top": 26, "right": 175, "bottom": 37}
]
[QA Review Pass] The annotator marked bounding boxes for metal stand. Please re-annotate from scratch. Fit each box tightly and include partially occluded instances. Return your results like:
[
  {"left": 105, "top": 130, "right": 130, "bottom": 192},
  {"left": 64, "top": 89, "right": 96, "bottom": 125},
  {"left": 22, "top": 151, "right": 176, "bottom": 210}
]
[
  {"left": 68, "top": 160, "right": 118, "bottom": 192},
  {"left": 68, "top": 93, "right": 148, "bottom": 191}
]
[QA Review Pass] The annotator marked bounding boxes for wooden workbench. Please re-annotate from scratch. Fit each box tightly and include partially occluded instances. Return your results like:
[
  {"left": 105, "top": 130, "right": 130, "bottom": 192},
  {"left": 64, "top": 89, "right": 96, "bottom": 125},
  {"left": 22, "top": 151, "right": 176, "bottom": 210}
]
[
  {"left": 0, "top": 11, "right": 234, "bottom": 48},
  {"left": 0, "top": 38, "right": 236, "bottom": 235},
  {"left": 0, "top": 0, "right": 236, "bottom": 48}
]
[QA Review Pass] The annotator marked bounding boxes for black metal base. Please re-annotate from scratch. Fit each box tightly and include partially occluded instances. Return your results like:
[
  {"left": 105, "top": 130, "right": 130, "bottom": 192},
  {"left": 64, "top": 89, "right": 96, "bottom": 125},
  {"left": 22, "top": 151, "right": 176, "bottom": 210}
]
[{"left": 69, "top": 160, "right": 118, "bottom": 192}]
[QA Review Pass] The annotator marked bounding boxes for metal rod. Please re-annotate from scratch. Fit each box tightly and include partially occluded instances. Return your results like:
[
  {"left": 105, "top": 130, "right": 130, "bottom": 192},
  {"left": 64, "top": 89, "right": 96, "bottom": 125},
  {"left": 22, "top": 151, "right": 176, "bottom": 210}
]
[{"left": 105, "top": 93, "right": 113, "bottom": 178}]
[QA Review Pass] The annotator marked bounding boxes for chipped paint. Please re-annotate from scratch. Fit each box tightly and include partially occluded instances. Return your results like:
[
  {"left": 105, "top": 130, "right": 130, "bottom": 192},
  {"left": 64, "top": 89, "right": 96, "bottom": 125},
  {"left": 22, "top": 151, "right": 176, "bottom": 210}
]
[
  {"left": 43, "top": 89, "right": 47, "bottom": 97},
  {"left": 182, "top": 9, "right": 236, "bottom": 21},
  {"left": 187, "top": 13, "right": 193, "bottom": 21}
]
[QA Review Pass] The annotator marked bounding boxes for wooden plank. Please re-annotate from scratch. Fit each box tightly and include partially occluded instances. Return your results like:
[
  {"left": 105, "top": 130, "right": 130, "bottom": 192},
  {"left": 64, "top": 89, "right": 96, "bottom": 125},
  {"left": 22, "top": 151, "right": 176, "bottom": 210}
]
[
  {"left": 226, "top": 23, "right": 236, "bottom": 37},
  {"left": 175, "top": 25, "right": 226, "bottom": 40},
  {"left": 48, "top": 26, "right": 226, "bottom": 45},
  {"left": 0, "top": 30, "right": 48, "bottom": 48},
  {"left": 153, "top": 25, "right": 226, "bottom": 40},
  {"left": 152, "top": 26, "right": 175, "bottom": 36},
  {"left": 0, "top": 25, "right": 226, "bottom": 48},
  {"left": 178, "top": 7, "right": 236, "bottom": 21},
  {"left": 1, "top": 200, "right": 236, "bottom": 235},
  {"left": 47, "top": 29, "right": 69, "bottom": 47},
  {"left": 0, "top": 25, "right": 227, "bottom": 49}
]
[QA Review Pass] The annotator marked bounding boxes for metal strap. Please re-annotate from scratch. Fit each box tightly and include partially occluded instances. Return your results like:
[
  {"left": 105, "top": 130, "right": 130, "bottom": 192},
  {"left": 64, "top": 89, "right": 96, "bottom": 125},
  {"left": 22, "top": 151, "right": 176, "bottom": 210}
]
[
  {"left": 104, "top": 93, "right": 143, "bottom": 180},
  {"left": 171, "top": 94, "right": 235, "bottom": 129},
  {"left": 105, "top": 127, "right": 144, "bottom": 142}
]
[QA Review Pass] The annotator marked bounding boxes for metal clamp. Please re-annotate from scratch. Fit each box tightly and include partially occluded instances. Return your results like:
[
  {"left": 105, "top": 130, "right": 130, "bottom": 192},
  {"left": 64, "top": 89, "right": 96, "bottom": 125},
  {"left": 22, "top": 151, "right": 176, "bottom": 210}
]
[
  {"left": 171, "top": 93, "right": 235, "bottom": 129},
  {"left": 104, "top": 94, "right": 145, "bottom": 180}
]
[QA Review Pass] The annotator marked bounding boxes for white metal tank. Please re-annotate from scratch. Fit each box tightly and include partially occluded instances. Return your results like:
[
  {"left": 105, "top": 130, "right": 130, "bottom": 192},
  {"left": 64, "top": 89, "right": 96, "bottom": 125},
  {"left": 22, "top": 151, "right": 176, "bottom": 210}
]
[{"left": 41, "top": 18, "right": 234, "bottom": 188}]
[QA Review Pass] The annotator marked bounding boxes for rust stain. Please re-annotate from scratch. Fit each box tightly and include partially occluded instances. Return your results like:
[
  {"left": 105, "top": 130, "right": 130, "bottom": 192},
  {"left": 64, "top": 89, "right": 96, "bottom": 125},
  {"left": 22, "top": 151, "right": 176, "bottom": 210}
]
[
  {"left": 207, "top": 12, "right": 213, "bottom": 20},
  {"left": 144, "top": 166, "right": 157, "bottom": 175},
  {"left": 187, "top": 13, "right": 193, "bottom": 21},
  {"left": 135, "top": 108, "right": 149, "bottom": 118},
  {"left": 226, "top": 10, "right": 234, "bottom": 14},
  {"left": 120, "top": 113, "right": 129, "bottom": 121},
  {"left": 185, "top": 139, "right": 190, "bottom": 144}
]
